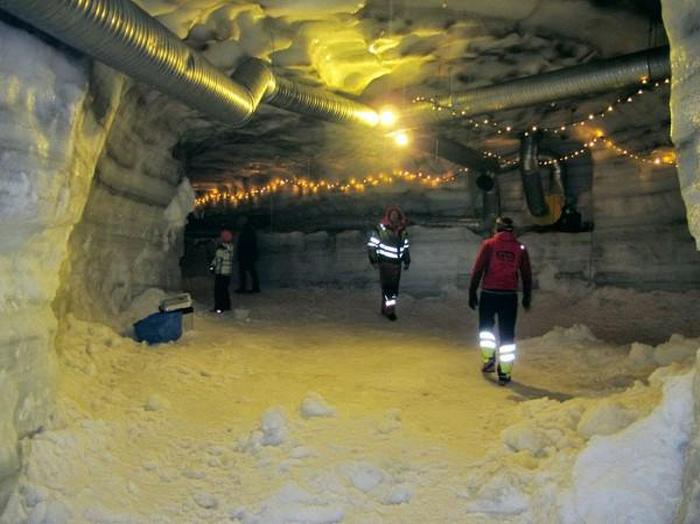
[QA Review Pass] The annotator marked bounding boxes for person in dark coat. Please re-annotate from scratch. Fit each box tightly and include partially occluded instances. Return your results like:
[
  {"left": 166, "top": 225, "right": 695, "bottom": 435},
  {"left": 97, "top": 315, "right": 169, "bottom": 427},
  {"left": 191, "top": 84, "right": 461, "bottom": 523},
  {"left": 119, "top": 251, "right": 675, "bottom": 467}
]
[
  {"left": 468, "top": 216, "right": 533, "bottom": 385},
  {"left": 235, "top": 216, "right": 260, "bottom": 294},
  {"left": 367, "top": 205, "right": 411, "bottom": 321}
]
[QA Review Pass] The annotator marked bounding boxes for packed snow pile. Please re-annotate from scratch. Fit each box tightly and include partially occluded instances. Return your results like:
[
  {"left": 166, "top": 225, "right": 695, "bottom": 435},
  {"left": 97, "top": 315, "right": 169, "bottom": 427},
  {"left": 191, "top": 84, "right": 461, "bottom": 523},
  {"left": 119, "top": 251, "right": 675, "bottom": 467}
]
[
  {"left": 300, "top": 393, "right": 336, "bottom": 419},
  {"left": 1, "top": 297, "right": 698, "bottom": 523}
]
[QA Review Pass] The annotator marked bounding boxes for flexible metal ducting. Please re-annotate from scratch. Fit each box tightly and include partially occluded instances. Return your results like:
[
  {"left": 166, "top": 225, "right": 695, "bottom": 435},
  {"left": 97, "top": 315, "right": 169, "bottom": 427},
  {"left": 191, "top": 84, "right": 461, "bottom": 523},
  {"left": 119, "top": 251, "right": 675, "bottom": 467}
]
[
  {"left": 0, "top": 0, "right": 379, "bottom": 128},
  {"left": 539, "top": 155, "right": 566, "bottom": 199},
  {"left": 520, "top": 134, "right": 549, "bottom": 217},
  {"left": 266, "top": 77, "right": 380, "bottom": 127},
  {"left": 406, "top": 46, "right": 670, "bottom": 121},
  {"left": 476, "top": 173, "right": 501, "bottom": 231},
  {"left": 413, "top": 135, "right": 500, "bottom": 173}
]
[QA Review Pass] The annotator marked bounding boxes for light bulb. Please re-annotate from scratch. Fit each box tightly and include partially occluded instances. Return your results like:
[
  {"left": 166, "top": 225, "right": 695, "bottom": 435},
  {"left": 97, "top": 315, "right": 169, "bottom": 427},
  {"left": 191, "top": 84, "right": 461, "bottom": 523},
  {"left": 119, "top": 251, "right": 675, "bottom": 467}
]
[{"left": 393, "top": 130, "right": 410, "bottom": 147}]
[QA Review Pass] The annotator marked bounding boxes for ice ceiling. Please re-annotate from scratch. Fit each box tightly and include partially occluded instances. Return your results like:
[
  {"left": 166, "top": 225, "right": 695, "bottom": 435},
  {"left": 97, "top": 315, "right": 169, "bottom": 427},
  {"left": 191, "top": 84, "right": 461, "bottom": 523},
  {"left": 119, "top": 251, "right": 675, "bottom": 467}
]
[{"left": 135, "top": 0, "right": 669, "bottom": 186}]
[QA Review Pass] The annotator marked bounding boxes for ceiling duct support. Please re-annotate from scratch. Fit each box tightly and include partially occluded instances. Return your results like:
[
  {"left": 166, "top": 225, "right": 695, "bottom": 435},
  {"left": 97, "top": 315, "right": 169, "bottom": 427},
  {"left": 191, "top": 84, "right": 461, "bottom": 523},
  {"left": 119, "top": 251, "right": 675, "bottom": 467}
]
[
  {"left": 408, "top": 47, "right": 670, "bottom": 121},
  {"left": 0, "top": 0, "right": 379, "bottom": 128}
]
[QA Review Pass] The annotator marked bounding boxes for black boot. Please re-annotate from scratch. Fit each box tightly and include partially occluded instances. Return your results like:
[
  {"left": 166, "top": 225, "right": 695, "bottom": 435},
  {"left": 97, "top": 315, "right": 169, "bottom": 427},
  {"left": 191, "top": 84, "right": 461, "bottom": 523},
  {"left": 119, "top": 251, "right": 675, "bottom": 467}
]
[
  {"left": 497, "top": 364, "right": 511, "bottom": 386},
  {"left": 481, "top": 357, "right": 496, "bottom": 373}
]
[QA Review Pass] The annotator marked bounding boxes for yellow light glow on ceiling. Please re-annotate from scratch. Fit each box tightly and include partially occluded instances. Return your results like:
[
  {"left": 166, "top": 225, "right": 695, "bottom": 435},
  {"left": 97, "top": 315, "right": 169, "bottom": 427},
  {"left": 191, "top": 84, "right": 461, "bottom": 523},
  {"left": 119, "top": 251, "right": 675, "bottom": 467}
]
[{"left": 368, "top": 38, "right": 400, "bottom": 56}]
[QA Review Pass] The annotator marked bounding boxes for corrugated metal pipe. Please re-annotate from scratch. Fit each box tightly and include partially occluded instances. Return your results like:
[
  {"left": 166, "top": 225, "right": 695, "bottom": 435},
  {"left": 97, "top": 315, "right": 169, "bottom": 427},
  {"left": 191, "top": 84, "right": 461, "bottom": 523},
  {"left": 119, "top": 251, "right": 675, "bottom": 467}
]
[
  {"left": 0, "top": 0, "right": 379, "bottom": 128},
  {"left": 475, "top": 173, "right": 501, "bottom": 231},
  {"left": 413, "top": 135, "right": 500, "bottom": 173},
  {"left": 520, "top": 134, "right": 549, "bottom": 217},
  {"left": 407, "top": 46, "right": 670, "bottom": 121},
  {"left": 538, "top": 155, "right": 566, "bottom": 199}
]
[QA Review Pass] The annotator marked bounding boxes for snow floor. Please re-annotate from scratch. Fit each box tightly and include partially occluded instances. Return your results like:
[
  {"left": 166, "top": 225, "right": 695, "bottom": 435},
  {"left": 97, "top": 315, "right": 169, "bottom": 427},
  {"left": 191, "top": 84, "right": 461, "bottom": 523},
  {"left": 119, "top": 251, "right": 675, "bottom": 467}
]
[{"left": 2, "top": 288, "right": 699, "bottom": 523}]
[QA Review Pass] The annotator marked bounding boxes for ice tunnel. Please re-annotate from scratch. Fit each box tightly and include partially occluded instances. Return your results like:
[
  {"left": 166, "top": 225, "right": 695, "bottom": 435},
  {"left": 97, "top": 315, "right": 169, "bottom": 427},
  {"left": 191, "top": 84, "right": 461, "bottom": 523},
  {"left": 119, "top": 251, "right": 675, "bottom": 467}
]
[{"left": 1, "top": 0, "right": 700, "bottom": 522}]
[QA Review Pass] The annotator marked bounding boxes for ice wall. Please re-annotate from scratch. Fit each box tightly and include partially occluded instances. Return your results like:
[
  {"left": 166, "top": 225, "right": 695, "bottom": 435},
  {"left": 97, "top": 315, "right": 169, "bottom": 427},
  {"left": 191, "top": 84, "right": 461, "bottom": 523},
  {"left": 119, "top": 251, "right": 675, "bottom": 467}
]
[
  {"left": 0, "top": 19, "right": 193, "bottom": 508},
  {"left": 57, "top": 87, "right": 193, "bottom": 328},
  {"left": 661, "top": 3, "right": 700, "bottom": 519},
  {"left": 0, "top": 21, "right": 125, "bottom": 506},
  {"left": 663, "top": 0, "right": 700, "bottom": 249}
]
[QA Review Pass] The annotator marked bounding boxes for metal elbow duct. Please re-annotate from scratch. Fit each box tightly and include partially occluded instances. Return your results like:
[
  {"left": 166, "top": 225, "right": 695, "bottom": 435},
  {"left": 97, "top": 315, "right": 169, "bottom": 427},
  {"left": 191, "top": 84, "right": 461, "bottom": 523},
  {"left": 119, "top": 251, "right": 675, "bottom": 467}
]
[
  {"left": 413, "top": 135, "right": 500, "bottom": 173},
  {"left": 519, "top": 134, "right": 549, "bottom": 217},
  {"left": 540, "top": 156, "right": 566, "bottom": 198},
  {"left": 407, "top": 47, "right": 670, "bottom": 121},
  {"left": 230, "top": 58, "right": 276, "bottom": 124},
  {"left": 0, "top": 0, "right": 379, "bottom": 128}
]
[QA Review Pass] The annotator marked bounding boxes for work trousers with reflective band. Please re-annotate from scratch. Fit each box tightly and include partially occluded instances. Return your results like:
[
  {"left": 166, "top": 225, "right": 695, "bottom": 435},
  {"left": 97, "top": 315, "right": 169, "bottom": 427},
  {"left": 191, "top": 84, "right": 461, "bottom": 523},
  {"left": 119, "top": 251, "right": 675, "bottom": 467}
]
[
  {"left": 379, "top": 261, "right": 401, "bottom": 313},
  {"left": 478, "top": 290, "right": 518, "bottom": 374}
]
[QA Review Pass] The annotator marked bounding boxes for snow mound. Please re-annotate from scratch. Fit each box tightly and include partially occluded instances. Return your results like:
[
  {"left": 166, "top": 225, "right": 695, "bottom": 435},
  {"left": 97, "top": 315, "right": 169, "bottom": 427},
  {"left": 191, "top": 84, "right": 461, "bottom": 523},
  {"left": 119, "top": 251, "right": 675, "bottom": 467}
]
[
  {"left": 501, "top": 423, "right": 557, "bottom": 456},
  {"left": 238, "top": 407, "right": 289, "bottom": 453},
  {"left": 382, "top": 484, "right": 413, "bottom": 505},
  {"left": 538, "top": 324, "right": 600, "bottom": 346},
  {"left": 560, "top": 371, "right": 695, "bottom": 523},
  {"left": 144, "top": 393, "right": 171, "bottom": 412},
  {"left": 342, "top": 461, "right": 386, "bottom": 493},
  {"left": 193, "top": 492, "right": 219, "bottom": 510},
  {"left": 576, "top": 401, "right": 639, "bottom": 438},
  {"left": 627, "top": 334, "right": 700, "bottom": 368},
  {"left": 300, "top": 392, "right": 336, "bottom": 418},
  {"left": 234, "top": 482, "right": 344, "bottom": 524},
  {"left": 653, "top": 334, "right": 700, "bottom": 366}
]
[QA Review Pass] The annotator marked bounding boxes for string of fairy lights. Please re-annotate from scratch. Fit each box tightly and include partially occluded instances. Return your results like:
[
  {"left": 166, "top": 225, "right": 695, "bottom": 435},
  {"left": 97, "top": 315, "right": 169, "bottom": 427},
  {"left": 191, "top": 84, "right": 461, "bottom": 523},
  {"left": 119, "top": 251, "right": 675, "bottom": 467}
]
[
  {"left": 195, "top": 168, "right": 466, "bottom": 209},
  {"left": 413, "top": 78, "right": 670, "bottom": 136},
  {"left": 195, "top": 77, "right": 677, "bottom": 210},
  {"left": 413, "top": 76, "right": 676, "bottom": 168}
]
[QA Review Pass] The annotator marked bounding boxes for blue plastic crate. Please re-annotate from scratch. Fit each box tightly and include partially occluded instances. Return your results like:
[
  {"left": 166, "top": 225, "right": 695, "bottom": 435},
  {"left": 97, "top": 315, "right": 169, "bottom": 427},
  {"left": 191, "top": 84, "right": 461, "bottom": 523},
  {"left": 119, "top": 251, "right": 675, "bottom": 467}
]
[{"left": 133, "top": 311, "right": 182, "bottom": 345}]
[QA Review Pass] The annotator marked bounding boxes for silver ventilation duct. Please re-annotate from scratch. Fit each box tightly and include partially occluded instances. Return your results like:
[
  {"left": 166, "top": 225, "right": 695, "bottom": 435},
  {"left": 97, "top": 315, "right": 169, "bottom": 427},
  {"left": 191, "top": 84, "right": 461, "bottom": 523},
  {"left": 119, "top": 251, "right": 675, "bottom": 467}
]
[
  {"left": 407, "top": 46, "right": 670, "bottom": 121},
  {"left": 519, "top": 134, "right": 550, "bottom": 217},
  {"left": 413, "top": 135, "right": 500, "bottom": 173},
  {"left": 538, "top": 155, "right": 566, "bottom": 200},
  {"left": 475, "top": 173, "right": 501, "bottom": 231},
  {"left": 267, "top": 77, "right": 380, "bottom": 127},
  {"left": 0, "top": 0, "right": 379, "bottom": 128}
]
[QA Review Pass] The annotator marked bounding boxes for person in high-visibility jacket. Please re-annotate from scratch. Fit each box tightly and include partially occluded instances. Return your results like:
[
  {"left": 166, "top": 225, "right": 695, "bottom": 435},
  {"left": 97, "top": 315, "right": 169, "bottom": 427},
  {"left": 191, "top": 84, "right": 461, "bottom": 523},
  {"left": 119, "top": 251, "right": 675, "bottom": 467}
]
[
  {"left": 367, "top": 205, "right": 411, "bottom": 321},
  {"left": 468, "top": 217, "right": 532, "bottom": 384},
  {"left": 209, "top": 229, "right": 235, "bottom": 314}
]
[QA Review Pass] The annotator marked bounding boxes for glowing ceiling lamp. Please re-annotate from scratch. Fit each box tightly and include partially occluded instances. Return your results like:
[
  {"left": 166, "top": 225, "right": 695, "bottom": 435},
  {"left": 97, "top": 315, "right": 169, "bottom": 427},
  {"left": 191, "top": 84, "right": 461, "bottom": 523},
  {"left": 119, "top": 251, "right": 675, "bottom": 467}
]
[
  {"left": 392, "top": 130, "right": 410, "bottom": 147},
  {"left": 379, "top": 107, "right": 397, "bottom": 128}
]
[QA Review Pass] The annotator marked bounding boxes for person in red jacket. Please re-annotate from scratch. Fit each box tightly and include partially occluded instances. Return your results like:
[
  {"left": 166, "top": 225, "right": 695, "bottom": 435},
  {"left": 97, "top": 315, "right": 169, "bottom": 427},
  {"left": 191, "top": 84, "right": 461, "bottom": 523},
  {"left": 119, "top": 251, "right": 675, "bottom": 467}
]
[{"left": 468, "top": 217, "right": 532, "bottom": 385}]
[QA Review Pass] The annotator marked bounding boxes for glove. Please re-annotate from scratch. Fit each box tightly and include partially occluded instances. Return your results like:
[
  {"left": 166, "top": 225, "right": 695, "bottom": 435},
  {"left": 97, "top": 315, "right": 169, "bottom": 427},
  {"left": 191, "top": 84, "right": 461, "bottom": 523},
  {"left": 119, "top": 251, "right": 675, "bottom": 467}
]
[
  {"left": 209, "top": 266, "right": 215, "bottom": 274},
  {"left": 403, "top": 262, "right": 410, "bottom": 271},
  {"left": 468, "top": 288, "right": 478, "bottom": 310},
  {"left": 522, "top": 293, "right": 532, "bottom": 310}
]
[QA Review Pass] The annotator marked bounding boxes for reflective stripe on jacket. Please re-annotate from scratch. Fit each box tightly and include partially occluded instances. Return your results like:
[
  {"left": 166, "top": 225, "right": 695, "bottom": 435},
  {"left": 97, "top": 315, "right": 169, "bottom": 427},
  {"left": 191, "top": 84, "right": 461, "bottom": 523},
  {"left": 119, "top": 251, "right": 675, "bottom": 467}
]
[{"left": 368, "top": 224, "right": 410, "bottom": 265}]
